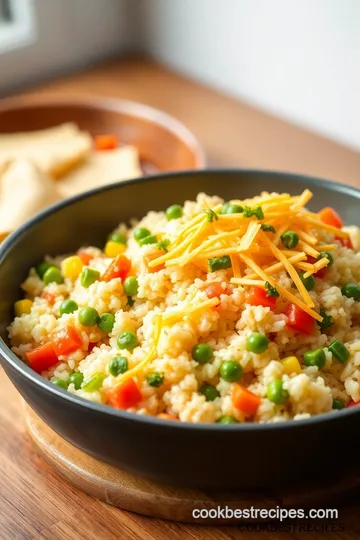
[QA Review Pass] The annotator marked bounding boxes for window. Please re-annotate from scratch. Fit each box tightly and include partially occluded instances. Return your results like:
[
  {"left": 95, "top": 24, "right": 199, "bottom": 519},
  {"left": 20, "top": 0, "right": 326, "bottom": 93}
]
[{"left": 0, "top": 0, "right": 36, "bottom": 53}]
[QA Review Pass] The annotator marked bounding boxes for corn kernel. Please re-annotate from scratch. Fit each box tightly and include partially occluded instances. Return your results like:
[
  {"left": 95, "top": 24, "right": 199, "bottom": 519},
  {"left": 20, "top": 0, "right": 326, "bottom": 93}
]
[
  {"left": 61, "top": 256, "right": 84, "bottom": 280},
  {"left": 15, "top": 299, "right": 33, "bottom": 317},
  {"left": 104, "top": 241, "right": 126, "bottom": 258},
  {"left": 282, "top": 356, "right": 301, "bottom": 375}
]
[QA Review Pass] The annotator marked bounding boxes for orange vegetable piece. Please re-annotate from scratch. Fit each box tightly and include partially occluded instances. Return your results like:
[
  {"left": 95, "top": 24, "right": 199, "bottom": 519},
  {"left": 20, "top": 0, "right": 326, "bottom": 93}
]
[
  {"left": 77, "top": 251, "right": 94, "bottom": 265},
  {"left": 94, "top": 134, "right": 118, "bottom": 151},
  {"left": 245, "top": 286, "right": 277, "bottom": 309},
  {"left": 107, "top": 378, "right": 142, "bottom": 409},
  {"left": 26, "top": 343, "right": 58, "bottom": 373},
  {"left": 204, "top": 282, "right": 224, "bottom": 299},
  {"left": 232, "top": 384, "right": 261, "bottom": 416},
  {"left": 144, "top": 250, "right": 166, "bottom": 273},
  {"left": 41, "top": 291, "right": 56, "bottom": 305},
  {"left": 51, "top": 326, "right": 81, "bottom": 356},
  {"left": 318, "top": 207, "right": 343, "bottom": 229},
  {"left": 101, "top": 254, "right": 131, "bottom": 282}
]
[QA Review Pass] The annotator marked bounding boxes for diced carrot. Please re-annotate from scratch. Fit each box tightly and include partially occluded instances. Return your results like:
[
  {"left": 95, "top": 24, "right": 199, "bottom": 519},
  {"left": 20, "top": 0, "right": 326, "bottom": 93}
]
[
  {"left": 144, "top": 250, "right": 166, "bottom": 273},
  {"left": 232, "top": 384, "right": 261, "bottom": 416},
  {"left": 26, "top": 342, "right": 58, "bottom": 373},
  {"left": 102, "top": 254, "right": 131, "bottom": 282},
  {"left": 204, "top": 283, "right": 225, "bottom": 299},
  {"left": 51, "top": 326, "right": 81, "bottom": 356},
  {"left": 77, "top": 250, "right": 94, "bottom": 265},
  {"left": 318, "top": 207, "right": 343, "bottom": 229},
  {"left": 41, "top": 291, "right": 56, "bottom": 305},
  {"left": 245, "top": 286, "right": 277, "bottom": 309},
  {"left": 94, "top": 134, "right": 118, "bottom": 151},
  {"left": 285, "top": 303, "right": 315, "bottom": 335},
  {"left": 107, "top": 378, "right": 142, "bottom": 409},
  {"left": 157, "top": 413, "right": 178, "bottom": 421}
]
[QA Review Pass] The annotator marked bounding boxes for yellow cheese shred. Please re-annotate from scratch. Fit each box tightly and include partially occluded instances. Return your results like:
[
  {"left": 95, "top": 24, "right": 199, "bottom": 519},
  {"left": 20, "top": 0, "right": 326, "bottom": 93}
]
[{"left": 162, "top": 297, "right": 219, "bottom": 325}]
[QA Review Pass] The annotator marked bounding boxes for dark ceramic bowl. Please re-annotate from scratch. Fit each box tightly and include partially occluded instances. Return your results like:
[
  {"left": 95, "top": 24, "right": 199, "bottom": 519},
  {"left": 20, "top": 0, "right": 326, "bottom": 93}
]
[{"left": 1, "top": 170, "right": 360, "bottom": 490}]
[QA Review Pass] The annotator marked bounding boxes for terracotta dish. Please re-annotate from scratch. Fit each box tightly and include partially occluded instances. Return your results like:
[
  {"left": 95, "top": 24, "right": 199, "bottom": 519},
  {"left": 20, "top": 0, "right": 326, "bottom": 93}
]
[{"left": 0, "top": 95, "right": 205, "bottom": 172}]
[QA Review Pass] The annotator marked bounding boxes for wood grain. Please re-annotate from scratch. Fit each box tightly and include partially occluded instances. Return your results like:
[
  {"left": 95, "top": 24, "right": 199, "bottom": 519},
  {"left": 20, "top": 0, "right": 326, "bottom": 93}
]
[{"left": 1, "top": 55, "right": 360, "bottom": 540}]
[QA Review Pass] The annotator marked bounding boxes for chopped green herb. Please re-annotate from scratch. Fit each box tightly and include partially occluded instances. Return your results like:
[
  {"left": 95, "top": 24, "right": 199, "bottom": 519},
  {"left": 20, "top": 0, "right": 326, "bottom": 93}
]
[
  {"left": 265, "top": 281, "right": 279, "bottom": 298},
  {"left": 260, "top": 224, "right": 276, "bottom": 233},
  {"left": 317, "top": 309, "right": 333, "bottom": 331},
  {"left": 203, "top": 208, "right": 219, "bottom": 223},
  {"left": 208, "top": 255, "right": 232, "bottom": 272},
  {"left": 156, "top": 239, "right": 171, "bottom": 252},
  {"left": 243, "top": 206, "right": 264, "bottom": 220}
]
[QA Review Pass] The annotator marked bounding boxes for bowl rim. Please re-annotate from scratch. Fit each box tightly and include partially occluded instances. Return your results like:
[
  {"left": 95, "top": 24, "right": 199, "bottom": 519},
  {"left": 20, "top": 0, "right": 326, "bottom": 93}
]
[
  {"left": 1, "top": 167, "right": 360, "bottom": 431},
  {"left": 0, "top": 94, "right": 206, "bottom": 169}
]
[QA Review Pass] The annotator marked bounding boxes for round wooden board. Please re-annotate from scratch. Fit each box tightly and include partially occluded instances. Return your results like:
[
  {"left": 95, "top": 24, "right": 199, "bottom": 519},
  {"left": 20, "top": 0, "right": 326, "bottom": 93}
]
[{"left": 25, "top": 405, "right": 359, "bottom": 524}]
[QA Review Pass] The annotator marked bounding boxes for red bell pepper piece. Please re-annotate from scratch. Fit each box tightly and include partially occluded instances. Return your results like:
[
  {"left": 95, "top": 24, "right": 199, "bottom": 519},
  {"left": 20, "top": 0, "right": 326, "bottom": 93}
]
[
  {"left": 51, "top": 326, "right": 81, "bottom": 356},
  {"left": 337, "top": 236, "right": 353, "bottom": 249},
  {"left": 346, "top": 400, "right": 360, "bottom": 408},
  {"left": 102, "top": 254, "right": 131, "bottom": 282},
  {"left": 26, "top": 342, "right": 58, "bottom": 373},
  {"left": 245, "top": 286, "right": 277, "bottom": 309},
  {"left": 107, "top": 378, "right": 142, "bottom": 409},
  {"left": 318, "top": 207, "right": 343, "bottom": 229},
  {"left": 285, "top": 303, "right": 315, "bottom": 335}
]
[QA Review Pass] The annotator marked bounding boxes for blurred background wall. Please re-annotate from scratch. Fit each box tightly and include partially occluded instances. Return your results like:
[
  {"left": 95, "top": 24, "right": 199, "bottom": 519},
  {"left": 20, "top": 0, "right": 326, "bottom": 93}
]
[{"left": 1, "top": 0, "right": 359, "bottom": 150}]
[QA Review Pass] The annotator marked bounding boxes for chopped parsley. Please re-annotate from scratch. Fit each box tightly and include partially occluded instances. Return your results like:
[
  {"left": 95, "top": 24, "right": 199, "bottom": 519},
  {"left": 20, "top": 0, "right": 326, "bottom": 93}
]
[
  {"left": 204, "top": 208, "right": 219, "bottom": 223},
  {"left": 317, "top": 309, "right": 333, "bottom": 331},
  {"left": 265, "top": 281, "right": 279, "bottom": 298},
  {"left": 156, "top": 239, "right": 171, "bottom": 252},
  {"left": 243, "top": 205, "right": 264, "bottom": 220},
  {"left": 260, "top": 224, "right": 276, "bottom": 233}
]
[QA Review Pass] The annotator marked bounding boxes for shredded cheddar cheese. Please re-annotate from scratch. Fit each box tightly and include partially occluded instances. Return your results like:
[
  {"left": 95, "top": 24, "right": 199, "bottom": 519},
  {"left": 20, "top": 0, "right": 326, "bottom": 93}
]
[{"left": 146, "top": 190, "right": 350, "bottom": 322}]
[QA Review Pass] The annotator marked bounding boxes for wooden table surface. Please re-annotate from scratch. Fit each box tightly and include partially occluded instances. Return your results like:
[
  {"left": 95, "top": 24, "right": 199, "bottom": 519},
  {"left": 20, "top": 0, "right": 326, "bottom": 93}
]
[{"left": 1, "top": 55, "right": 360, "bottom": 540}]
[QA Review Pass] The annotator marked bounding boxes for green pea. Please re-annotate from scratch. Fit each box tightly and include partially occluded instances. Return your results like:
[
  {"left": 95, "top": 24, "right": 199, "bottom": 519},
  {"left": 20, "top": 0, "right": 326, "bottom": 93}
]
[
  {"left": 266, "top": 380, "right": 289, "bottom": 405},
  {"left": 222, "top": 203, "right": 243, "bottom": 214},
  {"left": 82, "top": 373, "right": 106, "bottom": 392},
  {"left": 247, "top": 333, "right": 269, "bottom": 354},
  {"left": 127, "top": 296, "right": 135, "bottom": 307},
  {"left": 80, "top": 268, "right": 100, "bottom": 288},
  {"left": 36, "top": 261, "right": 52, "bottom": 279},
  {"left": 117, "top": 331, "right": 138, "bottom": 351},
  {"left": 109, "top": 356, "right": 128, "bottom": 376},
  {"left": 342, "top": 283, "right": 360, "bottom": 301},
  {"left": 59, "top": 299, "right": 78, "bottom": 315},
  {"left": 51, "top": 377, "right": 68, "bottom": 390},
  {"left": 78, "top": 307, "right": 99, "bottom": 326},
  {"left": 134, "top": 227, "right": 151, "bottom": 242},
  {"left": 165, "top": 204, "right": 183, "bottom": 220},
  {"left": 109, "top": 232, "right": 127, "bottom": 244},
  {"left": 303, "top": 348, "right": 326, "bottom": 368},
  {"left": 192, "top": 343, "right": 213, "bottom": 364},
  {"left": 328, "top": 340, "right": 350, "bottom": 364},
  {"left": 139, "top": 235, "right": 158, "bottom": 246},
  {"left": 317, "top": 309, "right": 333, "bottom": 331},
  {"left": 318, "top": 251, "right": 333, "bottom": 267},
  {"left": 98, "top": 312, "right": 115, "bottom": 333},
  {"left": 333, "top": 398, "right": 345, "bottom": 410},
  {"left": 43, "top": 266, "right": 64, "bottom": 285},
  {"left": 200, "top": 384, "right": 220, "bottom": 401},
  {"left": 298, "top": 271, "right": 315, "bottom": 291},
  {"left": 208, "top": 255, "right": 232, "bottom": 272},
  {"left": 219, "top": 203, "right": 231, "bottom": 215},
  {"left": 123, "top": 276, "right": 139, "bottom": 296},
  {"left": 147, "top": 372, "right": 164, "bottom": 387},
  {"left": 220, "top": 360, "right": 243, "bottom": 382},
  {"left": 281, "top": 231, "right": 299, "bottom": 249},
  {"left": 216, "top": 415, "right": 239, "bottom": 424},
  {"left": 69, "top": 372, "right": 84, "bottom": 390}
]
